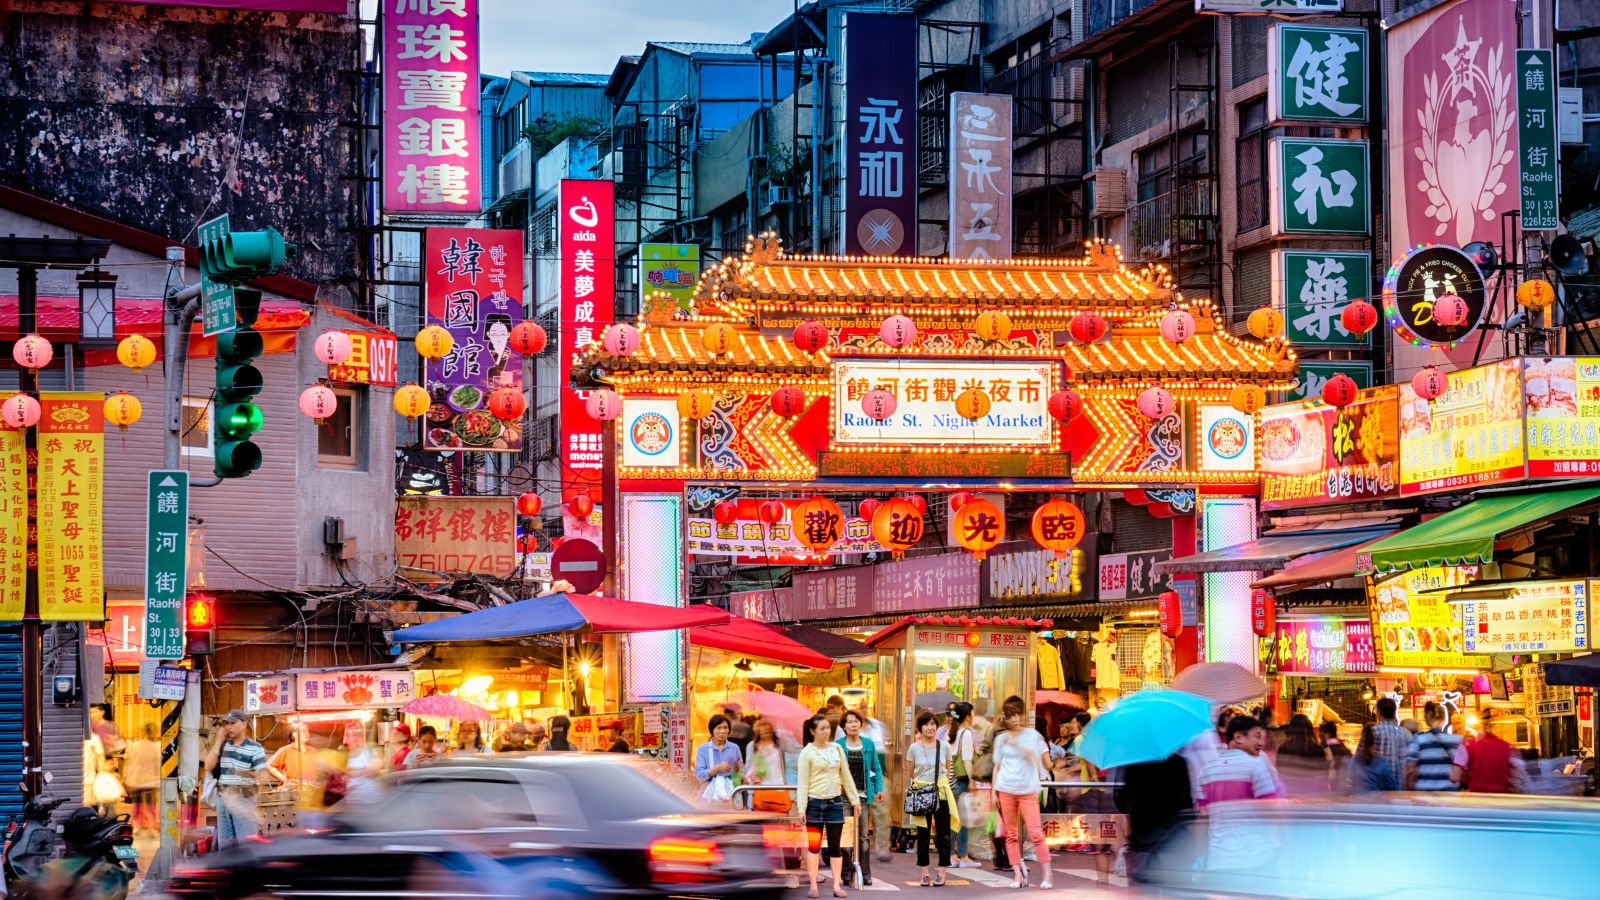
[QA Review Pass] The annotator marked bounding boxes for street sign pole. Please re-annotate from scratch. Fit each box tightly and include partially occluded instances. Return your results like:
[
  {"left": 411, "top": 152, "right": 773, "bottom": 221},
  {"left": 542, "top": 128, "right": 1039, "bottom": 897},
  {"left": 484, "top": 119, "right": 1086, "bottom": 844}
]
[{"left": 145, "top": 469, "right": 188, "bottom": 881}]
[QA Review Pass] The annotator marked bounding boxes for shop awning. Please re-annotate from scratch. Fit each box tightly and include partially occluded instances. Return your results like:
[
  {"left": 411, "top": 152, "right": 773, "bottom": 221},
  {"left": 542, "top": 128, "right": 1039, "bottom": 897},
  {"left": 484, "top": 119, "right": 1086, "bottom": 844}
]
[
  {"left": 1364, "top": 486, "right": 1600, "bottom": 574},
  {"left": 688, "top": 607, "right": 835, "bottom": 669},
  {"left": 864, "top": 614, "right": 1054, "bottom": 648},
  {"left": 1542, "top": 654, "right": 1600, "bottom": 688},
  {"left": 393, "top": 593, "right": 729, "bottom": 643},
  {"left": 1153, "top": 524, "right": 1397, "bottom": 575},
  {"left": 1251, "top": 533, "right": 1397, "bottom": 591},
  {"left": 782, "top": 625, "right": 873, "bottom": 660}
]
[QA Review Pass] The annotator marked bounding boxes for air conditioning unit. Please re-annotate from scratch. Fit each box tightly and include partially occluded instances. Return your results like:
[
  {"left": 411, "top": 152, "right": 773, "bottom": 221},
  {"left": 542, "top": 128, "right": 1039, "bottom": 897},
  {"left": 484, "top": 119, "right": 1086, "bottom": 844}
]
[
  {"left": 765, "top": 184, "right": 793, "bottom": 209},
  {"left": 1092, "top": 167, "right": 1128, "bottom": 219}
]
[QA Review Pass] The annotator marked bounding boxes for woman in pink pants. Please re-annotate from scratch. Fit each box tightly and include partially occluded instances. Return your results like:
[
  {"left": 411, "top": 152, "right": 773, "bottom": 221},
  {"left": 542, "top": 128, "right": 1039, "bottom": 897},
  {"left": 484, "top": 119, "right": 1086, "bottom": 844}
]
[{"left": 991, "top": 696, "right": 1052, "bottom": 889}]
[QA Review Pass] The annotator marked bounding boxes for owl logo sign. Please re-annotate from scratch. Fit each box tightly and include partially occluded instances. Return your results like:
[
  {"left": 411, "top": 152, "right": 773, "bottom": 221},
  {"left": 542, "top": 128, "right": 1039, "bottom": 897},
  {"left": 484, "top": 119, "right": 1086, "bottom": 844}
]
[
  {"left": 630, "top": 412, "right": 673, "bottom": 457},
  {"left": 1208, "top": 417, "right": 1248, "bottom": 460}
]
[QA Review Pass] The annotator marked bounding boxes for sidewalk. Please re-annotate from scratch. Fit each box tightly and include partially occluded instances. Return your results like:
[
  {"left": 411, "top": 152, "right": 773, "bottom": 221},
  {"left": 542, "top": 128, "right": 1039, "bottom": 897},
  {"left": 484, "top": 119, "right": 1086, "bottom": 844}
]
[{"left": 790, "top": 845, "right": 1129, "bottom": 897}]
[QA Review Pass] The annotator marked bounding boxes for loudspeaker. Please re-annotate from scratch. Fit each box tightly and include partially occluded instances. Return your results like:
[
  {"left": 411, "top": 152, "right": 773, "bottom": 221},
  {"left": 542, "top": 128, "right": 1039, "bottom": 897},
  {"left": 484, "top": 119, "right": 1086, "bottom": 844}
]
[
  {"left": 1548, "top": 234, "right": 1589, "bottom": 277},
  {"left": 1464, "top": 241, "right": 1499, "bottom": 272}
]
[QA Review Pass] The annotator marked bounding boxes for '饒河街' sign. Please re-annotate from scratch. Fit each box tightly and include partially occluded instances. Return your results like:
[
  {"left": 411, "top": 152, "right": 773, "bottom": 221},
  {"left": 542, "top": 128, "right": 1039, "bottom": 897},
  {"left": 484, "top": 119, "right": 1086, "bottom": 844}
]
[{"left": 832, "top": 358, "right": 1056, "bottom": 446}]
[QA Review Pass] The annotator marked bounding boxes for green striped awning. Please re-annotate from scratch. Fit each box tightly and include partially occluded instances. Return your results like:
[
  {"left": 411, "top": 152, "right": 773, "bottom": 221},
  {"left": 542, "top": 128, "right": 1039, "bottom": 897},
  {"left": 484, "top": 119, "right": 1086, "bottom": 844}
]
[{"left": 1363, "top": 486, "right": 1600, "bottom": 574}]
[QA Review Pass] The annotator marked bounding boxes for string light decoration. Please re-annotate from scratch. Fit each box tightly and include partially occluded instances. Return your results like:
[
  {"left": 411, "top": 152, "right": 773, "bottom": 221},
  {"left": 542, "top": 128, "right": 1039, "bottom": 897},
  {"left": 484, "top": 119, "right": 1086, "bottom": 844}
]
[{"left": 580, "top": 236, "right": 1297, "bottom": 485}]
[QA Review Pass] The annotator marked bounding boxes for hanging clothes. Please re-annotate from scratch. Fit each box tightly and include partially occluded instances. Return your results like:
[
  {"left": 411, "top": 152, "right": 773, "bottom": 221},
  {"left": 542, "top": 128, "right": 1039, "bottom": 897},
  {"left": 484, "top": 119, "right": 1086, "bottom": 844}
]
[
  {"left": 1037, "top": 640, "right": 1065, "bottom": 690},
  {"left": 1092, "top": 636, "right": 1120, "bottom": 692}
]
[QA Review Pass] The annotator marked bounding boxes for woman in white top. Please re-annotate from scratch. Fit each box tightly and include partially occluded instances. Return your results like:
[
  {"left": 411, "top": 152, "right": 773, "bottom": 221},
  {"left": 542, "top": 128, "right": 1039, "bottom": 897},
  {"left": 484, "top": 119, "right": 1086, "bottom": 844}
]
[{"left": 991, "top": 696, "right": 1052, "bottom": 889}]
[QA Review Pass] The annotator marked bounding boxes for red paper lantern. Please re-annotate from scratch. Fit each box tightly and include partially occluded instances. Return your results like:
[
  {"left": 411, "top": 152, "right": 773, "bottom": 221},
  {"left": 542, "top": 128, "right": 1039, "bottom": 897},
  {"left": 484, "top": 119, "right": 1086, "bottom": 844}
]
[
  {"left": 1321, "top": 373, "right": 1358, "bottom": 408},
  {"left": 602, "top": 323, "right": 641, "bottom": 356},
  {"left": 487, "top": 385, "right": 526, "bottom": 421},
  {"left": 858, "top": 498, "right": 882, "bottom": 520},
  {"left": 869, "top": 497, "right": 925, "bottom": 559},
  {"left": 1047, "top": 389, "right": 1082, "bottom": 423},
  {"left": 1158, "top": 591, "right": 1184, "bottom": 638},
  {"left": 1069, "top": 311, "right": 1108, "bottom": 344},
  {"left": 861, "top": 388, "right": 897, "bottom": 421},
  {"left": 1137, "top": 387, "right": 1175, "bottom": 420},
  {"left": 879, "top": 315, "right": 917, "bottom": 349},
  {"left": 949, "top": 491, "right": 973, "bottom": 511},
  {"left": 713, "top": 500, "right": 739, "bottom": 525},
  {"left": 510, "top": 322, "right": 548, "bottom": 355},
  {"left": 299, "top": 384, "right": 337, "bottom": 422},
  {"left": 758, "top": 500, "right": 788, "bottom": 525},
  {"left": 1251, "top": 588, "right": 1276, "bottom": 637},
  {"left": 313, "top": 330, "right": 353, "bottom": 366},
  {"left": 517, "top": 533, "right": 538, "bottom": 554},
  {"left": 569, "top": 494, "right": 595, "bottom": 520},
  {"left": 793, "top": 320, "right": 829, "bottom": 353},
  {"left": 0, "top": 394, "right": 39, "bottom": 429},
  {"left": 791, "top": 496, "right": 845, "bottom": 553},
  {"left": 1159, "top": 309, "right": 1196, "bottom": 344},
  {"left": 1341, "top": 299, "right": 1378, "bottom": 335},
  {"left": 952, "top": 499, "right": 1004, "bottom": 561},
  {"left": 770, "top": 385, "right": 807, "bottom": 418},
  {"left": 516, "top": 493, "right": 542, "bottom": 517},
  {"left": 1030, "top": 499, "right": 1085, "bottom": 559},
  {"left": 585, "top": 389, "right": 621, "bottom": 421},
  {"left": 1433, "top": 294, "right": 1471, "bottom": 327},
  {"left": 904, "top": 494, "right": 927, "bottom": 515},
  {"left": 1412, "top": 366, "right": 1446, "bottom": 401},
  {"left": 12, "top": 334, "right": 52, "bottom": 371}
]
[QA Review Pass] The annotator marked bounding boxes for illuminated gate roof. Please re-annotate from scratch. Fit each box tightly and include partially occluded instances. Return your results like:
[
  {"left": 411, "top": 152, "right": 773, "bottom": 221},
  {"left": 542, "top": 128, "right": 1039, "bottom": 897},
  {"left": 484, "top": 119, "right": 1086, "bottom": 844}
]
[{"left": 581, "top": 235, "right": 1297, "bottom": 388}]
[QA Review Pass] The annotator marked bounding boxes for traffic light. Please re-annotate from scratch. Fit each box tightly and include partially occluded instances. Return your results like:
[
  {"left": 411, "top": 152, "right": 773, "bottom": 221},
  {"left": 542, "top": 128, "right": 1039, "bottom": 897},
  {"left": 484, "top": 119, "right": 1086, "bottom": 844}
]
[
  {"left": 198, "top": 227, "right": 297, "bottom": 285},
  {"left": 214, "top": 288, "right": 264, "bottom": 478},
  {"left": 185, "top": 594, "right": 217, "bottom": 656}
]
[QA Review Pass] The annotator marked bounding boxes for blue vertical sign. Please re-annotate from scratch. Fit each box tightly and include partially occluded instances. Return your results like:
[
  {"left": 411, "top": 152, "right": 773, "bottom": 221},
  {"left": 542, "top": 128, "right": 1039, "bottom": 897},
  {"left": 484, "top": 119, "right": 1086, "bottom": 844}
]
[{"left": 843, "top": 13, "right": 918, "bottom": 257}]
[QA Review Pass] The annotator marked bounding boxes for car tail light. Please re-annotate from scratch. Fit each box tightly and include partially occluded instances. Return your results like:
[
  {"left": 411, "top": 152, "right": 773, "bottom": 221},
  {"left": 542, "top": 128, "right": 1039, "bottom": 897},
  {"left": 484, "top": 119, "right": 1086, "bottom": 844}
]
[
  {"left": 762, "top": 823, "right": 806, "bottom": 851},
  {"left": 648, "top": 836, "right": 725, "bottom": 884}
]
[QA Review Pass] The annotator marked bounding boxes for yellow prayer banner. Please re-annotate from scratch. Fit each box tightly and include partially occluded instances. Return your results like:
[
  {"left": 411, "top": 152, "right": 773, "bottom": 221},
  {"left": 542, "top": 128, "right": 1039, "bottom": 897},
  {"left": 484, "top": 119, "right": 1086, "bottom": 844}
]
[
  {"left": 0, "top": 429, "right": 25, "bottom": 621},
  {"left": 38, "top": 392, "right": 104, "bottom": 622}
]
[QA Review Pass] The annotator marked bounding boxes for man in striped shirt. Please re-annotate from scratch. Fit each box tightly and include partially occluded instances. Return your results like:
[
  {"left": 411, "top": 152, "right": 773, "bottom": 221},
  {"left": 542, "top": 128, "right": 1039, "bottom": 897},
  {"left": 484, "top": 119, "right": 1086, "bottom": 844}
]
[
  {"left": 204, "top": 709, "right": 269, "bottom": 848},
  {"left": 1405, "top": 702, "right": 1461, "bottom": 791},
  {"left": 1198, "top": 715, "right": 1284, "bottom": 871}
]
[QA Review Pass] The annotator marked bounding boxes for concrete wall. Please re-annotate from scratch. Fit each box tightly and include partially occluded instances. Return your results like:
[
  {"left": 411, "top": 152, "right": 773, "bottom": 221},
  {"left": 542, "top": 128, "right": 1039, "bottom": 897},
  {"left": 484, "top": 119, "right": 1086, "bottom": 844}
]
[{"left": 0, "top": 1, "right": 360, "bottom": 301}]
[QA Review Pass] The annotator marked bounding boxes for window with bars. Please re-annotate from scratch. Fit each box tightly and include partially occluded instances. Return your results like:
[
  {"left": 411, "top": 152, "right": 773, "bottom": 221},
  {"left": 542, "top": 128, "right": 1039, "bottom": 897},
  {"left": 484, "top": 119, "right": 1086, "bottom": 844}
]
[{"left": 1237, "top": 97, "right": 1268, "bottom": 234}]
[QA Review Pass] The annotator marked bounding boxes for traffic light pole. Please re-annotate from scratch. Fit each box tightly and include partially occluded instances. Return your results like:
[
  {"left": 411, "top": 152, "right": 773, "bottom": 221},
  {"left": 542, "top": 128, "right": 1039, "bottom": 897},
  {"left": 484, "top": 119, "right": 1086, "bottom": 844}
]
[{"left": 149, "top": 250, "right": 205, "bottom": 883}]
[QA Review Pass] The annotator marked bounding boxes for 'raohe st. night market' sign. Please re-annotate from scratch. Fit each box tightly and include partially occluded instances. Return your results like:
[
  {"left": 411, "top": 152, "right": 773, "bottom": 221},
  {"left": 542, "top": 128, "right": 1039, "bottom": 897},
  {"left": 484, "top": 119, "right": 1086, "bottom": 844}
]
[{"left": 832, "top": 358, "right": 1057, "bottom": 446}]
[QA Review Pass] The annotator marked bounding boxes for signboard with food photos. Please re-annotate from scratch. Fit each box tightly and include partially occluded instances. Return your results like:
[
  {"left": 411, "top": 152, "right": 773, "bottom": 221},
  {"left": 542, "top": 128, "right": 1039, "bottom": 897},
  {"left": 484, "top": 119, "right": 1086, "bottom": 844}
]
[
  {"left": 1524, "top": 357, "right": 1600, "bottom": 478},
  {"left": 1369, "top": 566, "right": 1491, "bottom": 669},
  {"left": 1398, "top": 359, "right": 1525, "bottom": 495},
  {"left": 1260, "top": 385, "right": 1399, "bottom": 510}
]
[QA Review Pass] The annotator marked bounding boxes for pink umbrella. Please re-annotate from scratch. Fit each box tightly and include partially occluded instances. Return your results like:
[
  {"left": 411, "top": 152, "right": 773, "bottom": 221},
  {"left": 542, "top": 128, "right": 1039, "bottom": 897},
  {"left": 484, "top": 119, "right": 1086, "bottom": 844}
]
[
  {"left": 727, "top": 689, "right": 813, "bottom": 738},
  {"left": 402, "top": 694, "right": 492, "bottom": 722}
]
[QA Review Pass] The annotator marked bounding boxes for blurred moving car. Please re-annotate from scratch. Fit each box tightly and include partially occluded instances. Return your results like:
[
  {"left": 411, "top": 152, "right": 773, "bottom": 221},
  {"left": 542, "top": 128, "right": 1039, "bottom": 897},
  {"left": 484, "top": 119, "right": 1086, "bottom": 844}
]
[
  {"left": 1138, "top": 794, "right": 1600, "bottom": 899},
  {"left": 163, "top": 755, "right": 787, "bottom": 900}
]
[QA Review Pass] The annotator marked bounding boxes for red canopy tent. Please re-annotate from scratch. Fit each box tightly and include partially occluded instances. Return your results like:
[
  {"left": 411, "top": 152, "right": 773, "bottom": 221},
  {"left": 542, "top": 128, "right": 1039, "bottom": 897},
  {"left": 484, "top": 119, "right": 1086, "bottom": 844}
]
[{"left": 687, "top": 606, "right": 835, "bottom": 669}]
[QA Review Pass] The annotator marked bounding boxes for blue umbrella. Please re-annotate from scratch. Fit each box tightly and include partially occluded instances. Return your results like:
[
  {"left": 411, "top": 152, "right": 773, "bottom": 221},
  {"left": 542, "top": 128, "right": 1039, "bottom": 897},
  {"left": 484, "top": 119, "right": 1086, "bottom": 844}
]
[{"left": 1075, "top": 689, "right": 1214, "bottom": 770}]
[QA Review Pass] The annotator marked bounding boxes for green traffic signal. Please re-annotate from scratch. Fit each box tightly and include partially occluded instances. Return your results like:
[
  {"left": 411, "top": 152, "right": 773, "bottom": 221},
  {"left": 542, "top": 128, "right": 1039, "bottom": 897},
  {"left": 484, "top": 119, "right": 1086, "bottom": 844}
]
[
  {"left": 213, "top": 287, "right": 266, "bottom": 479},
  {"left": 199, "top": 228, "right": 298, "bottom": 285}
]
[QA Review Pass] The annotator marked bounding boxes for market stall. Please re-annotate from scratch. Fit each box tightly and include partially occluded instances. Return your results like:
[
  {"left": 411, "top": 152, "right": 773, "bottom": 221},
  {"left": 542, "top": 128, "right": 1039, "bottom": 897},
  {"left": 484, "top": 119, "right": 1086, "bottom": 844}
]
[{"left": 865, "top": 614, "right": 1050, "bottom": 817}]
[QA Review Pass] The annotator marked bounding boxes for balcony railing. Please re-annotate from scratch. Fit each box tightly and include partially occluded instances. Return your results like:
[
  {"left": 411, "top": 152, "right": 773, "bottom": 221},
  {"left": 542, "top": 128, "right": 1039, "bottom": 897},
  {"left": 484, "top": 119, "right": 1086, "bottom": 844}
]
[{"left": 1129, "top": 181, "right": 1213, "bottom": 263}]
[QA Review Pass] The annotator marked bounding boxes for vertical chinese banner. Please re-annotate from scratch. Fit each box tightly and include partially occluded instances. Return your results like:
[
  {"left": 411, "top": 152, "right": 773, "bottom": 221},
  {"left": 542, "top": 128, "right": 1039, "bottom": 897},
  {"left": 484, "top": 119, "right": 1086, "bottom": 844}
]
[
  {"left": 842, "top": 12, "right": 918, "bottom": 257},
  {"left": 948, "top": 93, "right": 1012, "bottom": 259},
  {"left": 0, "top": 429, "right": 24, "bottom": 621},
  {"left": 37, "top": 393, "right": 103, "bottom": 622},
  {"left": 1386, "top": 0, "right": 1517, "bottom": 373},
  {"left": 558, "top": 179, "right": 614, "bottom": 541},
  {"left": 422, "top": 228, "right": 525, "bottom": 452},
  {"left": 383, "top": 0, "right": 481, "bottom": 213}
]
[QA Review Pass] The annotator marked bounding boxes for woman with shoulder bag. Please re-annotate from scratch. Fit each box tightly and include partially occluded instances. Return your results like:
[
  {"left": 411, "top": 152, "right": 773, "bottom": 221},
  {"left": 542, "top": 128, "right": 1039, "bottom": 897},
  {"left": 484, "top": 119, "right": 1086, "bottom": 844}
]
[
  {"left": 744, "top": 718, "right": 794, "bottom": 813},
  {"left": 906, "top": 711, "right": 957, "bottom": 887},
  {"left": 797, "top": 715, "right": 860, "bottom": 899}
]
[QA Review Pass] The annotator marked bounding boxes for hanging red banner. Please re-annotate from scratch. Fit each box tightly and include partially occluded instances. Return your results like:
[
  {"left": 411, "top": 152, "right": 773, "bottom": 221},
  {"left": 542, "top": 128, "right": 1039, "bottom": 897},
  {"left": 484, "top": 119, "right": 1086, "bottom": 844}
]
[{"left": 558, "top": 179, "right": 614, "bottom": 541}]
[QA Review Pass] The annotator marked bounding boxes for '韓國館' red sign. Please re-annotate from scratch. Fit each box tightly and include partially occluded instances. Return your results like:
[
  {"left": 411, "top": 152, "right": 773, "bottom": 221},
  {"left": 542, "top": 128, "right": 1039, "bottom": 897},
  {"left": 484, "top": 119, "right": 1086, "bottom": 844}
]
[{"left": 383, "top": 0, "right": 481, "bottom": 213}]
